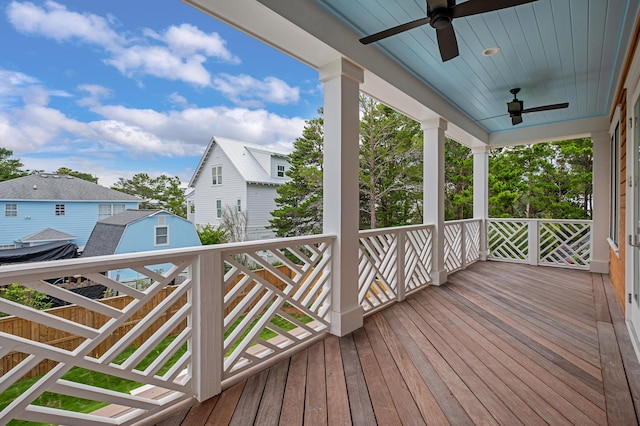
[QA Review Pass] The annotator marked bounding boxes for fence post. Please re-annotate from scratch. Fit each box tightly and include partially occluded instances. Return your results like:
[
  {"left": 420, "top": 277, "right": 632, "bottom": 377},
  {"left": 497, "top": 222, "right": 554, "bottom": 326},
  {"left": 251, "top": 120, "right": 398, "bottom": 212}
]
[
  {"left": 192, "top": 250, "right": 222, "bottom": 401},
  {"left": 528, "top": 221, "right": 539, "bottom": 266},
  {"left": 460, "top": 223, "right": 467, "bottom": 270},
  {"left": 396, "top": 229, "right": 406, "bottom": 302}
]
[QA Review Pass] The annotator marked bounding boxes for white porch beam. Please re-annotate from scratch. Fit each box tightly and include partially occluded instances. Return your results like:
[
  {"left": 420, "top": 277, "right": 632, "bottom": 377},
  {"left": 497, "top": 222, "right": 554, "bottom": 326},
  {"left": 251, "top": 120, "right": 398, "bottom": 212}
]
[
  {"left": 473, "top": 146, "right": 490, "bottom": 261},
  {"left": 320, "top": 58, "right": 364, "bottom": 337},
  {"left": 422, "top": 118, "right": 448, "bottom": 285},
  {"left": 590, "top": 131, "right": 611, "bottom": 273}
]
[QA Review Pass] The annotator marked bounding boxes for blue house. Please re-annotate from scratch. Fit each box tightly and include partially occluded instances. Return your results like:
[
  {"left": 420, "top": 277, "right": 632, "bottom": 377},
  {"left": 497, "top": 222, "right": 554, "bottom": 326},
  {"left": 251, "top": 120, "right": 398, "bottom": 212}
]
[
  {"left": 82, "top": 209, "right": 201, "bottom": 284},
  {"left": 0, "top": 173, "right": 140, "bottom": 250}
]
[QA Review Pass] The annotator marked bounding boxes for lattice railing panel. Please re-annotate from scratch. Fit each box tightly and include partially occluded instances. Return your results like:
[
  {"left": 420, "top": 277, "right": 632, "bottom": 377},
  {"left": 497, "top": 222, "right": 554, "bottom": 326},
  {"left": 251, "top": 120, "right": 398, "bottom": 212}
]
[
  {"left": 358, "top": 232, "right": 398, "bottom": 313},
  {"left": 444, "top": 222, "right": 463, "bottom": 273},
  {"left": 465, "top": 220, "right": 481, "bottom": 264},
  {"left": 0, "top": 255, "right": 196, "bottom": 425},
  {"left": 222, "top": 239, "right": 332, "bottom": 378},
  {"left": 488, "top": 220, "right": 529, "bottom": 262},
  {"left": 539, "top": 221, "right": 592, "bottom": 269},
  {"left": 404, "top": 226, "right": 433, "bottom": 293}
]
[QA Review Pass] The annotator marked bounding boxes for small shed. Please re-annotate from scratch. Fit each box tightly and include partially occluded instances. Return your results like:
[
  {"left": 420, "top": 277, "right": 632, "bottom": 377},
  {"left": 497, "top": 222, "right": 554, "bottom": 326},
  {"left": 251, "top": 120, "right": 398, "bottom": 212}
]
[{"left": 83, "top": 209, "right": 201, "bottom": 284}]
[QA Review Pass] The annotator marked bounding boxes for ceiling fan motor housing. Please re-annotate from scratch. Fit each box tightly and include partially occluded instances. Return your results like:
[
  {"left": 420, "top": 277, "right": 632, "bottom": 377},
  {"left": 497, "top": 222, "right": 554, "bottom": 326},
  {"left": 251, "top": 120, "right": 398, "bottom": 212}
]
[
  {"left": 507, "top": 100, "right": 523, "bottom": 115},
  {"left": 427, "top": 0, "right": 455, "bottom": 29}
]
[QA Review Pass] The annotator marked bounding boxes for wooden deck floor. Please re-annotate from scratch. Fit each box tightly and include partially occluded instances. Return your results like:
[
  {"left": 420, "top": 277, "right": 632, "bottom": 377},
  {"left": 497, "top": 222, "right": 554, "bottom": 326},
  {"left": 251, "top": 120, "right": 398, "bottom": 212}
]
[{"left": 158, "top": 262, "right": 640, "bottom": 425}]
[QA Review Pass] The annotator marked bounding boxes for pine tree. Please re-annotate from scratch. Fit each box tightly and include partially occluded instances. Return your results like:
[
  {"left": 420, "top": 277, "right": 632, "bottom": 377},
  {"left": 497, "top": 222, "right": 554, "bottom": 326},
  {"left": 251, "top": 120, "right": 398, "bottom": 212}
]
[{"left": 269, "top": 110, "right": 324, "bottom": 236}]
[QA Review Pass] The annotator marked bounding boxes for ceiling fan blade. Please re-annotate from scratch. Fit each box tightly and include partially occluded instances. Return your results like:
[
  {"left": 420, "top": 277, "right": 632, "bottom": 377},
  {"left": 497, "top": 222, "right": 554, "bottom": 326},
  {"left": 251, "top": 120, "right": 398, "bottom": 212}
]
[
  {"left": 522, "top": 102, "right": 569, "bottom": 114},
  {"left": 512, "top": 115, "right": 523, "bottom": 125},
  {"left": 436, "top": 25, "right": 459, "bottom": 61},
  {"left": 360, "top": 17, "right": 431, "bottom": 44},
  {"left": 452, "top": 0, "right": 539, "bottom": 19}
]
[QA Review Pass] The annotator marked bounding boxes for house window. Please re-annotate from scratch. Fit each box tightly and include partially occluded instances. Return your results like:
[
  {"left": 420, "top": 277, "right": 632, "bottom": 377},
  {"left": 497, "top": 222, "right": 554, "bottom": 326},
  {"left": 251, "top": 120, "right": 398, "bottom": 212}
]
[
  {"left": 99, "top": 203, "right": 125, "bottom": 220},
  {"left": 212, "top": 166, "right": 223, "bottom": 185},
  {"left": 155, "top": 226, "right": 168, "bottom": 245},
  {"left": 55, "top": 204, "right": 66, "bottom": 216},
  {"left": 237, "top": 199, "right": 242, "bottom": 212},
  {"left": 216, "top": 199, "right": 222, "bottom": 219},
  {"left": 5, "top": 203, "right": 17, "bottom": 217},
  {"left": 277, "top": 165, "right": 285, "bottom": 177},
  {"left": 609, "top": 121, "right": 620, "bottom": 248}
]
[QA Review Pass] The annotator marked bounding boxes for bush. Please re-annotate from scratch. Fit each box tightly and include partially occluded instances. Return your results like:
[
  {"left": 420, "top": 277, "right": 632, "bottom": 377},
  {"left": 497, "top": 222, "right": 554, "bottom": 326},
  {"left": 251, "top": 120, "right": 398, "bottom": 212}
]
[
  {"left": 0, "top": 283, "right": 52, "bottom": 316},
  {"left": 197, "top": 224, "right": 228, "bottom": 245}
]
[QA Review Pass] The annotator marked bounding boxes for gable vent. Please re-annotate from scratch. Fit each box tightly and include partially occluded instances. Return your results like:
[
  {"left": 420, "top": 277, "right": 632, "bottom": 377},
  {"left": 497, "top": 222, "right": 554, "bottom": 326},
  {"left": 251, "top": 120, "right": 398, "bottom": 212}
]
[{"left": 158, "top": 216, "right": 166, "bottom": 225}]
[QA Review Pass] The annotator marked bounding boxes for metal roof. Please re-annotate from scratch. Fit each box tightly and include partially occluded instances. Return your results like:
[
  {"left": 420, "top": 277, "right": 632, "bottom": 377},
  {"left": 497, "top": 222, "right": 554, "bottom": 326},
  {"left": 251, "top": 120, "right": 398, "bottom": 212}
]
[
  {"left": 0, "top": 173, "right": 141, "bottom": 202},
  {"left": 17, "top": 227, "right": 77, "bottom": 243},
  {"left": 189, "top": 136, "right": 291, "bottom": 187}
]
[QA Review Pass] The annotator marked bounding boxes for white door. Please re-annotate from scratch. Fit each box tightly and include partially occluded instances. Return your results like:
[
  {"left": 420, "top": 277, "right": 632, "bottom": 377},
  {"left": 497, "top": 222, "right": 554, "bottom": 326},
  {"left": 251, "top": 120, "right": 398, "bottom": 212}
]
[{"left": 630, "top": 94, "right": 640, "bottom": 333}]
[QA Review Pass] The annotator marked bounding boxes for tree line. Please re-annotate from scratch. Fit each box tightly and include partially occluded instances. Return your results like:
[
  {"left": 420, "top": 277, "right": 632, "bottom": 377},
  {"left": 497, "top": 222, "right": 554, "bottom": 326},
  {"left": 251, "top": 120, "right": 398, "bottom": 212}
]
[{"left": 269, "top": 96, "right": 592, "bottom": 237}]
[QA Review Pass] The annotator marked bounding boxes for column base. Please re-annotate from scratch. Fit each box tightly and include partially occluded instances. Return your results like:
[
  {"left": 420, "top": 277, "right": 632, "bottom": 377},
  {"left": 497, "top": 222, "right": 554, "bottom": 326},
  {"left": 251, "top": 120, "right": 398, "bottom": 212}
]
[
  {"left": 330, "top": 304, "right": 364, "bottom": 337},
  {"left": 431, "top": 269, "right": 448, "bottom": 286},
  {"left": 589, "top": 259, "right": 609, "bottom": 274}
]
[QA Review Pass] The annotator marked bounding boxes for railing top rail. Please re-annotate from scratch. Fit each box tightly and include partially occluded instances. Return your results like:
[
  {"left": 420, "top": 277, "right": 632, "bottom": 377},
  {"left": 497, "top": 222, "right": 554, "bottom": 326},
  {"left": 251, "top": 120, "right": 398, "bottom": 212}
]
[
  {"left": 358, "top": 223, "right": 435, "bottom": 237},
  {"left": 444, "top": 218, "right": 483, "bottom": 225},
  {"left": 0, "top": 233, "right": 337, "bottom": 280},
  {"left": 487, "top": 218, "right": 593, "bottom": 225}
]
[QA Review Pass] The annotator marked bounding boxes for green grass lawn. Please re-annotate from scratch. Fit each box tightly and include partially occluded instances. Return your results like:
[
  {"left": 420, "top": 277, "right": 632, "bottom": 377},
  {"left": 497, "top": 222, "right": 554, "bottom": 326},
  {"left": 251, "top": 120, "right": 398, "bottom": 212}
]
[{"left": 1, "top": 309, "right": 313, "bottom": 425}]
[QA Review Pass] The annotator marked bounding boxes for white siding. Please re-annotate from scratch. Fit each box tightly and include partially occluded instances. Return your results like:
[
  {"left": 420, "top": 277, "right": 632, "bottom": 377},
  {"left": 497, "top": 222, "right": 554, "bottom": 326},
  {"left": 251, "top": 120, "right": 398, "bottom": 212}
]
[
  {"left": 271, "top": 157, "right": 289, "bottom": 178},
  {"left": 192, "top": 144, "right": 246, "bottom": 228},
  {"left": 246, "top": 183, "right": 279, "bottom": 238}
]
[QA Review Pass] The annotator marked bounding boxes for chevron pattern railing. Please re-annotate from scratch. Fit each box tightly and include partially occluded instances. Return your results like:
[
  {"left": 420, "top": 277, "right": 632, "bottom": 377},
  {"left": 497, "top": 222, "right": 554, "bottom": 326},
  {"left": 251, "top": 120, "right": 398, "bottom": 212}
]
[
  {"left": 0, "top": 252, "right": 197, "bottom": 425},
  {"left": 443, "top": 219, "right": 483, "bottom": 273},
  {"left": 487, "top": 219, "right": 530, "bottom": 262},
  {"left": 221, "top": 237, "right": 333, "bottom": 378},
  {"left": 538, "top": 220, "right": 592, "bottom": 269},
  {"left": 0, "top": 235, "right": 335, "bottom": 425},
  {"left": 487, "top": 219, "right": 592, "bottom": 270},
  {"left": 358, "top": 224, "right": 434, "bottom": 314}
]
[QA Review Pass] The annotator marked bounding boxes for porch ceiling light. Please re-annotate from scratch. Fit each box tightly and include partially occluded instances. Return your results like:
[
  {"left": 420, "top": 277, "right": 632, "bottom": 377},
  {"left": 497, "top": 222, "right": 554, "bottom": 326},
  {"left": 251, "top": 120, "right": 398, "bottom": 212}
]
[{"left": 482, "top": 46, "right": 500, "bottom": 57}]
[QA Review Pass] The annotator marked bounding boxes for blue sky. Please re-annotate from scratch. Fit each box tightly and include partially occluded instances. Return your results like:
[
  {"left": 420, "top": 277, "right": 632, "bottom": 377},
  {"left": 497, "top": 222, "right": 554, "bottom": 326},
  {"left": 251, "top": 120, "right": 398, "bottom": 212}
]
[{"left": 0, "top": 0, "right": 323, "bottom": 187}]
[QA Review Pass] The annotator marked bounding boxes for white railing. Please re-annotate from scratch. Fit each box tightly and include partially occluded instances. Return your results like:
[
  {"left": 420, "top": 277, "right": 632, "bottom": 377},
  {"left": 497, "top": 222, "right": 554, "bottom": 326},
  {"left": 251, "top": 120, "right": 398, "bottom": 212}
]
[
  {"left": 358, "top": 224, "right": 434, "bottom": 314},
  {"left": 443, "top": 219, "right": 482, "bottom": 273},
  {"left": 487, "top": 218, "right": 592, "bottom": 269},
  {"left": 0, "top": 234, "right": 334, "bottom": 425}
]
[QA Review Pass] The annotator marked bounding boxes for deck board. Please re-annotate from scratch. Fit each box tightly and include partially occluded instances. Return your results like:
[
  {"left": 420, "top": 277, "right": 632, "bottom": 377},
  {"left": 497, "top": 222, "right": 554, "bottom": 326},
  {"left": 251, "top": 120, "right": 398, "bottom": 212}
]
[{"left": 166, "top": 262, "right": 639, "bottom": 426}]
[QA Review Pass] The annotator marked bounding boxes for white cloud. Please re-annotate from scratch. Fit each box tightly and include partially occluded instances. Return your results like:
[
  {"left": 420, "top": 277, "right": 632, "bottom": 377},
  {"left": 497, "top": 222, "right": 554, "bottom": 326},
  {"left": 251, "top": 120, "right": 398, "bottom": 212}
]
[
  {"left": 6, "top": 1, "right": 239, "bottom": 88},
  {"left": 7, "top": 0, "right": 123, "bottom": 49},
  {"left": 168, "top": 92, "right": 188, "bottom": 106},
  {"left": 212, "top": 74, "right": 300, "bottom": 106},
  {"left": 106, "top": 46, "right": 214, "bottom": 86},
  {"left": 0, "top": 67, "right": 304, "bottom": 160}
]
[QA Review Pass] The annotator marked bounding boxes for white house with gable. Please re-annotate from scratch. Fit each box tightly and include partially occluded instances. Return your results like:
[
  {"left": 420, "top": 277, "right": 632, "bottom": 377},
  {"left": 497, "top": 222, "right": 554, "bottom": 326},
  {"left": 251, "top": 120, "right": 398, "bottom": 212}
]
[{"left": 188, "top": 136, "right": 291, "bottom": 240}]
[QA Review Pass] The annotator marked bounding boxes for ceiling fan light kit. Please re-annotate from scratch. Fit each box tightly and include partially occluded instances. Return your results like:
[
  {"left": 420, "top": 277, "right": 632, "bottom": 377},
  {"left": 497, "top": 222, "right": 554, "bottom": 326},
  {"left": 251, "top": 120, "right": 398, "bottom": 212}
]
[
  {"left": 507, "top": 88, "right": 569, "bottom": 126},
  {"left": 359, "top": 0, "right": 540, "bottom": 62}
]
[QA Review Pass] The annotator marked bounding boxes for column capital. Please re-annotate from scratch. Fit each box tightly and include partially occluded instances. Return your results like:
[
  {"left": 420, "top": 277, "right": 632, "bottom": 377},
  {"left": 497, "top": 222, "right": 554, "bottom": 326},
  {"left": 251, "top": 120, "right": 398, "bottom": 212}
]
[
  {"left": 319, "top": 57, "right": 364, "bottom": 84},
  {"left": 471, "top": 145, "right": 491, "bottom": 155},
  {"left": 590, "top": 130, "right": 609, "bottom": 144},
  {"left": 421, "top": 117, "right": 448, "bottom": 131}
]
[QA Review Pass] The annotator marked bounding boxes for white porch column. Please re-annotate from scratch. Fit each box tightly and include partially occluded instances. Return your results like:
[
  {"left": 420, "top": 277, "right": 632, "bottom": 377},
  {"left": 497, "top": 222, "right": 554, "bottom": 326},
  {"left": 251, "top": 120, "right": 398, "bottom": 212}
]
[
  {"left": 422, "top": 118, "right": 448, "bottom": 285},
  {"left": 591, "top": 131, "right": 611, "bottom": 273},
  {"left": 473, "top": 146, "right": 490, "bottom": 260},
  {"left": 320, "top": 58, "right": 364, "bottom": 336}
]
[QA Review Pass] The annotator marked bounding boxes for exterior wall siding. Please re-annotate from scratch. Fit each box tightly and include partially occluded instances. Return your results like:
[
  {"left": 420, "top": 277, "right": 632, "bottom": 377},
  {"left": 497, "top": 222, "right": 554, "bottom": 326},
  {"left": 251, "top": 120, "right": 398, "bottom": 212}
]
[
  {"left": 610, "top": 15, "right": 640, "bottom": 313},
  {"left": 192, "top": 144, "right": 247, "bottom": 228},
  {"left": 246, "top": 183, "right": 278, "bottom": 239},
  {"left": 271, "top": 157, "right": 289, "bottom": 178},
  {"left": 0, "top": 201, "right": 138, "bottom": 248},
  {"left": 610, "top": 90, "right": 627, "bottom": 312},
  {"left": 115, "top": 214, "right": 200, "bottom": 254}
]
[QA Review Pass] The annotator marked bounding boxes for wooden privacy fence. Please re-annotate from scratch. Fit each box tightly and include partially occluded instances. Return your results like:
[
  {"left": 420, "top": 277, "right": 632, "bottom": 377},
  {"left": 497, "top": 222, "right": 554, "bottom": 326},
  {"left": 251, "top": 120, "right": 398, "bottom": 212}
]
[{"left": 0, "top": 265, "right": 295, "bottom": 380}]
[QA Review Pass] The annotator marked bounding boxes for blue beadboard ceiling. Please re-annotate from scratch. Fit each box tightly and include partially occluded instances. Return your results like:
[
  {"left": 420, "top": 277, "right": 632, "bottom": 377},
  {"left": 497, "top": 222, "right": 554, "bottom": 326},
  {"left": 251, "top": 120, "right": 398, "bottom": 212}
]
[{"left": 310, "top": 0, "right": 638, "bottom": 133}]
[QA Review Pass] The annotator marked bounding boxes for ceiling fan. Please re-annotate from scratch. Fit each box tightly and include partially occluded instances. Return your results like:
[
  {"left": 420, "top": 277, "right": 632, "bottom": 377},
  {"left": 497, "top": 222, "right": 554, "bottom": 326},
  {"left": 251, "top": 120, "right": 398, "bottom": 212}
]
[
  {"left": 507, "top": 88, "right": 569, "bottom": 125},
  {"left": 359, "top": 0, "right": 539, "bottom": 62}
]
